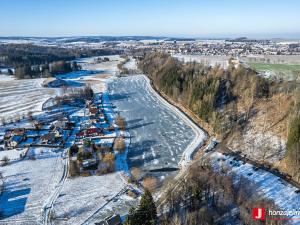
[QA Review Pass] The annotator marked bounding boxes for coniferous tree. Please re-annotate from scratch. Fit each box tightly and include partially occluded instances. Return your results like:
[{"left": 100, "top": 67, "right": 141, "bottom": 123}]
[{"left": 125, "top": 190, "right": 157, "bottom": 225}]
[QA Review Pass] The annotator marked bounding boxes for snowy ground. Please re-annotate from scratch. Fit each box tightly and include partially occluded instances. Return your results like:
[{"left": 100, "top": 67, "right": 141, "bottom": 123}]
[
  {"left": 173, "top": 54, "right": 230, "bottom": 69},
  {"left": 51, "top": 173, "right": 135, "bottom": 225},
  {"left": 210, "top": 152, "right": 300, "bottom": 224},
  {"left": 0, "top": 147, "right": 64, "bottom": 225},
  {"left": 123, "top": 57, "right": 137, "bottom": 70},
  {"left": 0, "top": 75, "right": 15, "bottom": 82},
  {"left": 78, "top": 55, "right": 122, "bottom": 76},
  {"left": 0, "top": 148, "right": 28, "bottom": 162},
  {"left": 0, "top": 77, "right": 59, "bottom": 119},
  {"left": 0, "top": 55, "right": 207, "bottom": 224}
]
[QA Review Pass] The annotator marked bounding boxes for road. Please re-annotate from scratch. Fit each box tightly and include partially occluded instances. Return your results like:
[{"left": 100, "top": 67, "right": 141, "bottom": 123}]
[{"left": 42, "top": 154, "right": 69, "bottom": 225}]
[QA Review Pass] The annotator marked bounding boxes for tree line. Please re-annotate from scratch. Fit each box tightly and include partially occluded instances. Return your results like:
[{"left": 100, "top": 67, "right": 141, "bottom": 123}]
[
  {"left": 159, "top": 161, "right": 287, "bottom": 225},
  {"left": 285, "top": 92, "right": 300, "bottom": 181},
  {"left": 138, "top": 52, "right": 272, "bottom": 136},
  {"left": 139, "top": 52, "right": 300, "bottom": 185},
  {"left": 0, "top": 44, "right": 121, "bottom": 79},
  {"left": 14, "top": 60, "right": 81, "bottom": 79}
]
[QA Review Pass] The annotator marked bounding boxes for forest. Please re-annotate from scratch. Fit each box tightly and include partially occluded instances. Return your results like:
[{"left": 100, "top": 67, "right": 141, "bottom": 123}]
[
  {"left": 139, "top": 52, "right": 270, "bottom": 134},
  {"left": 0, "top": 44, "right": 121, "bottom": 78},
  {"left": 139, "top": 52, "right": 300, "bottom": 184}
]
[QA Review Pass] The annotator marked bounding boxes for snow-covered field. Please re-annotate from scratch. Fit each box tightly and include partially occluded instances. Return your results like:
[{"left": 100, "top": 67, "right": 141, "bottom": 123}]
[
  {"left": 0, "top": 148, "right": 64, "bottom": 225},
  {"left": 123, "top": 57, "right": 137, "bottom": 70},
  {"left": 51, "top": 173, "right": 133, "bottom": 225},
  {"left": 173, "top": 54, "right": 230, "bottom": 69},
  {"left": 0, "top": 75, "right": 14, "bottom": 82},
  {"left": 78, "top": 55, "right": 122, "bottom": 76},
  {"left": 0, "top": 77, "right": 58, "bottom": 119}
]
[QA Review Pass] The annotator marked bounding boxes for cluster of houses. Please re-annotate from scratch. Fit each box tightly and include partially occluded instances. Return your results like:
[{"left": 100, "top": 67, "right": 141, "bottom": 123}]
[
  {"left": 0, "top": 92, "right": 124, "bottom": 177},
  {"left": 69, "top": 96, "right": 121, "bottom": 176},
  {"left": 1, "top": 117, "right": 75, "bottom": 151}
]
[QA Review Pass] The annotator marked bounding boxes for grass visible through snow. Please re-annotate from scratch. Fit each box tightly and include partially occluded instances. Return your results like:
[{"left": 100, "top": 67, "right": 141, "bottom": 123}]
[{"left": 249, "top": 62, "right": 300, "bottom": 79}]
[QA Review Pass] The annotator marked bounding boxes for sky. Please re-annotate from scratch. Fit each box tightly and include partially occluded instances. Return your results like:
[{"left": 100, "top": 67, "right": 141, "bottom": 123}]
[{"left": 0, "top": 0, "right": 300, "bottom": 38}]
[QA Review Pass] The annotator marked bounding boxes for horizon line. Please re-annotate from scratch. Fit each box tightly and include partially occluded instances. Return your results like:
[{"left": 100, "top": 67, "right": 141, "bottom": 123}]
[{"left": 1, "top": 34, "right": 300, "bottom": 41}]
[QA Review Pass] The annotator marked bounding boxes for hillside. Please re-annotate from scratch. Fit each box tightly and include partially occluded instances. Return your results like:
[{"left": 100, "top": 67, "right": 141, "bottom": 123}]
[{"left": 137, "top": 52, "right": 300, "bottom": 224}]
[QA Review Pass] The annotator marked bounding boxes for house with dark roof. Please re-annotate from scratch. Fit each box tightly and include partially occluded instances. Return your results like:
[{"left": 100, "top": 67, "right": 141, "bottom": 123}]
[
  {"left": 41, "top": 133, "right": 56, "bottom": 144},
  {"left": 89, "top": 107, "right": 98, "bottom": 116},
  {"left": 95, "top": 214, "right": 122, "bottom": 225},
  {"left": 13, "top": 128, "right": 26, "bottom": 136}
]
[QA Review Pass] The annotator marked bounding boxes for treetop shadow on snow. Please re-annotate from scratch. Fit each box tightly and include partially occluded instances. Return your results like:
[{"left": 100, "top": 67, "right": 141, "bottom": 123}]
[
  {"left": 109, "top": 92, "right": 135, "bottom": 101},
  {"left": 127, "top": 121, "right": 154, "bottom": 130},
  {"left": 0, "top": 185, "right": 30, "bottom": 218}
]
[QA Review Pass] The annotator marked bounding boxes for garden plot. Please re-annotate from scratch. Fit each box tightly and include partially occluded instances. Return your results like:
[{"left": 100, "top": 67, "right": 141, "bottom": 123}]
[
  {"left": 0, "top": 147, "right": 64, "bottom": 225},
  {"left": 109, "top": 75, "right": 206, "bottom": 174}
]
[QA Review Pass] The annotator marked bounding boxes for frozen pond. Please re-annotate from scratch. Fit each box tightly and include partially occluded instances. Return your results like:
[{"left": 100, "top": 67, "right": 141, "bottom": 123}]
[{"left": 109, "top": 75, "right": 198, "bottom": 172}]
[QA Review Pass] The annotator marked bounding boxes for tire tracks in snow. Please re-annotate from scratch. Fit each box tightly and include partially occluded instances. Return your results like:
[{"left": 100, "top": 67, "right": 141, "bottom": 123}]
[{"left": 42, "top": 153, "right": 69, "bottom": 225}]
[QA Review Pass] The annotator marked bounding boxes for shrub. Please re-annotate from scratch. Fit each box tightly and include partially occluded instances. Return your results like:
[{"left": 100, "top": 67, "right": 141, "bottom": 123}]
[
  {"left": 142, "top": 177, "right": 157, "bottom": 193},
  {"left": 114, "top": 137, "right": 126, "bottom": 152},
  {"left": 115, "top": 115, "right": 126, "bottom": 130},
  {"left": 1, "top": 156, "right": 10, "bottom": 166}
]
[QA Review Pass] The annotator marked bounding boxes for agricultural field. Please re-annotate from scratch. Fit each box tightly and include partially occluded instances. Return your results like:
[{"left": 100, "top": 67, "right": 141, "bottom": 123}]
[
  {"left": 0, "top": 76, "right": 59, "bottom": 120},
  {"left": 0, "top": 147, "right": 64, "bottom": 224},
  {"left": 248, "top": 62, "right": 300, "bottom": 80},
  {"left": 173, "top": 54, "right": 230, "bottom": 69}
]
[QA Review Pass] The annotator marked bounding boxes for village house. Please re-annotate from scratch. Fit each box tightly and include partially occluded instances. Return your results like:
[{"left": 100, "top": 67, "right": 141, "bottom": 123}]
[
  {"left": 41, "top": 133, "right": 56, "bottom": 144},
  {"left": 4, "top": 130, "right": 12, "bottom": 140},
  {"left": 52, "top": 128, "right": 63, "bottom": 138},
  {"left": 52, "top": 117, "right": 70, "bottom": 129},
  {"left": 33, "top": 120, "right": 43, "bottom": 130},
  {"left": 6, "top": 135, "right": 23, "bottom": 148},
  {"left": 76, "top": 126, "right": 102, "bottom": 138},
  {"left": 95, "top": 214, "right": 122, "bottom": 225},
  {"left": 89, "top": 107, "right": 98, "bottom": 116},
  {"left": 82, "top": 158, "right": 98, "bottom": 169},
  {"left": 12, "top": 128, "right": 26, "bottom": 136}
]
